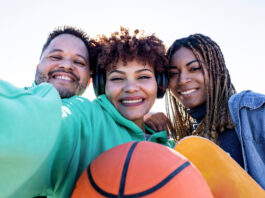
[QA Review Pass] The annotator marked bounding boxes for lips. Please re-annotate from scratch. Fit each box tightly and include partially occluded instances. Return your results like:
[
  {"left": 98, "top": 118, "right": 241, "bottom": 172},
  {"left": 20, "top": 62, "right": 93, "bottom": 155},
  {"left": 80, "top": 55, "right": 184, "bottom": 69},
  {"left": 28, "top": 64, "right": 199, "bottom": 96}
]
[
  {"left": 52, "top": 73, "right": 75, "bottom": 82},
  {"left": 179, "top": 88, "right": 197, "bottom": 95},
  {"left": 49, "top": 70, "right": 78, "bottom": 82},
  {"left": 120, "top": 97, "right": 144, "bottom": 106}
]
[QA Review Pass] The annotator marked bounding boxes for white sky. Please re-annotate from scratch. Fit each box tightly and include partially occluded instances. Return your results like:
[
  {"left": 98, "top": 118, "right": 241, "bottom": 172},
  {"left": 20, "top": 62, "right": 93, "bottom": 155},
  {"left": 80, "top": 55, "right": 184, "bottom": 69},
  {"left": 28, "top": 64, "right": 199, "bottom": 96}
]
[{"left": 1, "top": 0, "right": 265, "bottom": 112}]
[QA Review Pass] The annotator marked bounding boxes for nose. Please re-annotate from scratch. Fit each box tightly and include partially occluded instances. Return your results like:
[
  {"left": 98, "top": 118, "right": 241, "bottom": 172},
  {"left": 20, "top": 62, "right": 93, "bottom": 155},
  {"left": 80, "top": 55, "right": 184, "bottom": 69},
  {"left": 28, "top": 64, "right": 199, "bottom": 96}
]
[
  {"left": 123, "top": 80, "right": 139, "bottom": 93},
  {"left": 59, "top": 58, "right": 74, "bottom": 71},
  {"left": 178, "top": 71, "right": 191, "bottom": 85}
]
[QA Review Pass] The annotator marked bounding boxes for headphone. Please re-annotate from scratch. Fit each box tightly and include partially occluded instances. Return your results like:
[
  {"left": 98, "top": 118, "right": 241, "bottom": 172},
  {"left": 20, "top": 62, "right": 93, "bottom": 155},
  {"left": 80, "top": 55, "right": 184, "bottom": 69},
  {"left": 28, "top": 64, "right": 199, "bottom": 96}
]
[{"left": 92, "top": 66, "right": 168, "bottom": 99}]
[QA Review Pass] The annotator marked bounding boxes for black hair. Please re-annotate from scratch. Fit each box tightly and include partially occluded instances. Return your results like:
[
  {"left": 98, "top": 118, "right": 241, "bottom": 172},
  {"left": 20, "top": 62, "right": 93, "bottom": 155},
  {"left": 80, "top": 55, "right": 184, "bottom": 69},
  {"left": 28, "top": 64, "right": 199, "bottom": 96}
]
[{"left": 40, "top": 26, "right": 90, "bottom": 60}]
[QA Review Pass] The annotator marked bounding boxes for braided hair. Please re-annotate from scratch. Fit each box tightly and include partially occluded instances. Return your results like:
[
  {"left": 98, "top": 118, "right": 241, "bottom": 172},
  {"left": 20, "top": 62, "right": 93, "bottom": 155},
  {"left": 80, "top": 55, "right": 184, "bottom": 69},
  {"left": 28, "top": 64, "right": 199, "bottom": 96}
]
[{"left": 166, "top": 34, "right": 236, "bottom": 143}]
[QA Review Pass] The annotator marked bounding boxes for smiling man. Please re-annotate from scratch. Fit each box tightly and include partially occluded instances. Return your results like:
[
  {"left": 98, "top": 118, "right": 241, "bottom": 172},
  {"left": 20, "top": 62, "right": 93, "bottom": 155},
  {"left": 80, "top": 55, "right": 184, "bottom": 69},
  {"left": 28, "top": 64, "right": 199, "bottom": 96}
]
[{"left": 35, "top": 26, "right": 92, "bottom": 98}]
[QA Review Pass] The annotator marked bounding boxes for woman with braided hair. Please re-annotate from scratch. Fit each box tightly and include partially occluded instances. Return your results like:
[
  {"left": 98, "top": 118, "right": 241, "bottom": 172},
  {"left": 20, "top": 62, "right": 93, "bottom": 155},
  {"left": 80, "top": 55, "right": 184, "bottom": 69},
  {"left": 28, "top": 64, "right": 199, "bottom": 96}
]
[{"left": 145, "top": 33, "right": 265, "bottom": 189}]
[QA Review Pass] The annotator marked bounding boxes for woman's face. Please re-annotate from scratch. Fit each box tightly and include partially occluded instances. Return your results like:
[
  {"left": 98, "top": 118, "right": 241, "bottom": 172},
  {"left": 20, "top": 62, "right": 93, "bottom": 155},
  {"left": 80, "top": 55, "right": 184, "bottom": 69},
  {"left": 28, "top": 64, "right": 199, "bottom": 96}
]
[
  {"left": 105, "top": 60, "right": 157, "bottom": 128},
  {"left": 168, "top": 47, "right": 209, "bottom": 109}
]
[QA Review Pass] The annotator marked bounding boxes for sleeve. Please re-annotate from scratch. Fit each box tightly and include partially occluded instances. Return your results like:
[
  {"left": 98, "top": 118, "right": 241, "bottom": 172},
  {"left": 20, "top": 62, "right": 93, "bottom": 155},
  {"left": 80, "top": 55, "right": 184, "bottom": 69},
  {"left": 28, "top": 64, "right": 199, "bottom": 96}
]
[{"left": 0, "top": 80, "right": 64, "bottom": 197}]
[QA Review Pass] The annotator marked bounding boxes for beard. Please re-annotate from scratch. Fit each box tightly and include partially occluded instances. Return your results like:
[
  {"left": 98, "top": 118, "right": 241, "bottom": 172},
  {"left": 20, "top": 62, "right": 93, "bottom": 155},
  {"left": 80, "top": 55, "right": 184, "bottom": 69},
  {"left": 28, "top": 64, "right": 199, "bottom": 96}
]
[{"left": 35, "top": 70, "right": 87, "bottom": 98}]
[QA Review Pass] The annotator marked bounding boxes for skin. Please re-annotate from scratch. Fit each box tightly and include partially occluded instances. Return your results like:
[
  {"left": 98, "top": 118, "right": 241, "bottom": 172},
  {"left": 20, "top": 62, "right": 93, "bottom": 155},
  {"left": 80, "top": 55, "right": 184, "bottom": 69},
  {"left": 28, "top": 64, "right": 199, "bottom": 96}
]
[
  {"left": 105, "top": 60, "right": 157, "bottom": 130},
  {"left": 144, "top": 112, "right": 169, "bottom": 132},
  {"left": 169, "top": 47, "right": 209, "bottom": 109},
  {"left": 35, "top": 34, "right": 90, "bottom": 98}
]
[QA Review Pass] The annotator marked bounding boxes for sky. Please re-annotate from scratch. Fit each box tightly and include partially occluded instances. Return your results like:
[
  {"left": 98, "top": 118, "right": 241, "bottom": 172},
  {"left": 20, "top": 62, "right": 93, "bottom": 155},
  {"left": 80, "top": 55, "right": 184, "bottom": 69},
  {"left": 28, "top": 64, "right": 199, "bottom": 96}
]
[{"left": 0, "top": 0, "right": 265, "bottom": 112}]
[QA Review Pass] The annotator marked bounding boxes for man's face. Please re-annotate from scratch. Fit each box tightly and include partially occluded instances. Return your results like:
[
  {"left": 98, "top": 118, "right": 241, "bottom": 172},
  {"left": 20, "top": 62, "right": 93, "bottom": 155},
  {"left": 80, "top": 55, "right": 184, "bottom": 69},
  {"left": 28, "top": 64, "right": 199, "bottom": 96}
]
[{"left": 35, "top": 34, "right": 90, "bottom": 98}]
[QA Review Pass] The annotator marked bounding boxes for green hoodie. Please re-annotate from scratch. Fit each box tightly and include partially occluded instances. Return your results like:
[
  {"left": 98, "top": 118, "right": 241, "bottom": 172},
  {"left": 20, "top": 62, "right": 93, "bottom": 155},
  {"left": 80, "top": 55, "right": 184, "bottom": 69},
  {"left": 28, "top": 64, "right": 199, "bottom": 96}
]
[{"left": 0, "top": 80, "right": 175, "bottom": 198}]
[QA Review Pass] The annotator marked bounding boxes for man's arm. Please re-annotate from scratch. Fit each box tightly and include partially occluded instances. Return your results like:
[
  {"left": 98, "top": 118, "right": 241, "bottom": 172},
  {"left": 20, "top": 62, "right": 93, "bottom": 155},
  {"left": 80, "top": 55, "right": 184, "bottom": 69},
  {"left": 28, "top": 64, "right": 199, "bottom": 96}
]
[{"left": 0, "top": 80, "right": 63, "bottom": 197}]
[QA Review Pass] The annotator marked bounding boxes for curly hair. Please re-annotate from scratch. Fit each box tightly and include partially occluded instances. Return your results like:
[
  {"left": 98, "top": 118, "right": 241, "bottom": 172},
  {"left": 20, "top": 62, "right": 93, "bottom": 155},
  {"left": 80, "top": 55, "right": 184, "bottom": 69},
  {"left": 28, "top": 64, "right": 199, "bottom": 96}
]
[
  {"left": 89, "top": 27, "right": 168, "bottom": 75},
  {"left": 166, "top": 34, "right": 236, "bottom": 143}
]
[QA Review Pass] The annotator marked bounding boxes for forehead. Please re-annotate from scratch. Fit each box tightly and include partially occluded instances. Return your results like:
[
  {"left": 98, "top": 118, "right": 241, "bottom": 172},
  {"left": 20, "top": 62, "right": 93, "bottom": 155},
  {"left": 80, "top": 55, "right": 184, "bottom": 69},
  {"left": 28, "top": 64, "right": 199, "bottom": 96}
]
[
  {"left": 44, "top": 34, "right": 88, "bottom": 59},
  {"left": 171, "top": 47, "right": 197, "bottom": 65},
  {"left": 112, "top": 59, "right": 154, "bottom": 72}
]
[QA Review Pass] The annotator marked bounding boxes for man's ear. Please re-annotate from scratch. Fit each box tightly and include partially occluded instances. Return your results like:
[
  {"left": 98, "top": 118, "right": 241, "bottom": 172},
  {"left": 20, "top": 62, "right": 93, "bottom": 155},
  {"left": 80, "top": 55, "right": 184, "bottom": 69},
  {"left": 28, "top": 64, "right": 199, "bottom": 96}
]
[{"left": 36, "top": 65, "right": 39, "bottom": 70}]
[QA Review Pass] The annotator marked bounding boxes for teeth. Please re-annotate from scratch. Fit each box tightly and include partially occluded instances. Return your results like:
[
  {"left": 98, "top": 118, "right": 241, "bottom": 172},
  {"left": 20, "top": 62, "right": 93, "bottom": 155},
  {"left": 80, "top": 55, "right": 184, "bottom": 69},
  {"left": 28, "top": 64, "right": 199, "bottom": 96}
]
[
  {"left": 180, "top": 89, "right": 196, "bottom": 95},
  {"left": 55, "top": 75, "right": 72, "bottom": 81},
  {"left": 122, "top": 99, "right": 143, "bottom": 104}
]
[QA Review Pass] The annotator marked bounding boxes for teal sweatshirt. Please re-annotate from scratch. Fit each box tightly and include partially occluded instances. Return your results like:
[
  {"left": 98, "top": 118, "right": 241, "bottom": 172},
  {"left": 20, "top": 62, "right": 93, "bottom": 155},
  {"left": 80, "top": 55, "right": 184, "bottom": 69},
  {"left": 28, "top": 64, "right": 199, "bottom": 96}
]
[{"left": 0, "top": 80, "right": 175, "bottom": 198}]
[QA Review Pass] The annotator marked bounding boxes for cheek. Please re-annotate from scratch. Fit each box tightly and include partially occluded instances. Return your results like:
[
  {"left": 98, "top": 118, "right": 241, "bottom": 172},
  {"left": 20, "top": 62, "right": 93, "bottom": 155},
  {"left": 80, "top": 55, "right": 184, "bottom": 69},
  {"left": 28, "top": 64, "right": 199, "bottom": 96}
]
[
  {"left": 145, "top": 81, "right": 158, "bottom": 99},
  {"left": 78, "top": 68, "right": 90, "bottom": 83},
  {"left": 105, "top": 82, "right": 119, "bottom": 106},
  {"left": 168, "top": 80, "right": 178, "bottom": 97},
  {"left": 37, "top": 61, "right": 55, "bottom": 74}
]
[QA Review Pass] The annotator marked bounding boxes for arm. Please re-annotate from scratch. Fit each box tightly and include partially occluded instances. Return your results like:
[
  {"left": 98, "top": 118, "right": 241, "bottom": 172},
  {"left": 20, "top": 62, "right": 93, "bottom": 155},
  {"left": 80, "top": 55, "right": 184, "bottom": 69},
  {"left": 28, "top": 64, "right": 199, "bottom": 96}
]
[{"left": 0, "top": 80, "right": 63, "bottom": 197}]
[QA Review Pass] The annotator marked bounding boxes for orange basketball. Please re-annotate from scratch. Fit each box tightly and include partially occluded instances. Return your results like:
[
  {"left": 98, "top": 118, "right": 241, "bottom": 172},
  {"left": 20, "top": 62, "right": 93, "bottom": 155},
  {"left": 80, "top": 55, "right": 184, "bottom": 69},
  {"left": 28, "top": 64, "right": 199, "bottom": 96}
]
[{"left": 72, "top": 141, "right": 213, "bottom": 198}]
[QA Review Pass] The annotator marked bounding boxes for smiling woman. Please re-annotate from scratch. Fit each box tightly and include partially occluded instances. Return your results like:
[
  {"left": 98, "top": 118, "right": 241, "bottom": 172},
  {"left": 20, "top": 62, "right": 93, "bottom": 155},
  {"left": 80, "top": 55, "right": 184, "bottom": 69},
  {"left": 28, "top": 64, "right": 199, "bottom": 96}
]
[
  {"left": 105, "top": 60, "right": 157, "bottom": 130},
  {"left": 91, "top": 27, "right": 168, "bottom": 131},
  {"left": 144, "top": 33, "right": 265, "bottom": 191},
  {"left": 168, "top": 47, "right": 209, "bottom": 109}
]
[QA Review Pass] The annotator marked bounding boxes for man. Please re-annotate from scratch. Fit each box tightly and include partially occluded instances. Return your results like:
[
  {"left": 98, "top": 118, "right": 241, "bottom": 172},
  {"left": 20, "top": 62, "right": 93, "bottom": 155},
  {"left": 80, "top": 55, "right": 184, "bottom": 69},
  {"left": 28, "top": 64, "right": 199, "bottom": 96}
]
[
  {"left": 0, "top": 26, "right": 94, "bottom": 198},
  {"left": 35, "top": 26, "right": 91, "bottom": 98}
]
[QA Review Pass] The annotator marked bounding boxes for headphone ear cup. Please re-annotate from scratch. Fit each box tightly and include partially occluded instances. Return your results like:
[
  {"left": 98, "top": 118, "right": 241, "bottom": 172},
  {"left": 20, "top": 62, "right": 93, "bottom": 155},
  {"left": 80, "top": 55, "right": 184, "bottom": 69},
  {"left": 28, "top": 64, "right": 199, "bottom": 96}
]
[
  {"left": 156, "top": 71, "right": 168, "bottom": 99},
  {"left": 92, "top": 71, "right": 100, "bottom": 97},
  {"left": 92, "top": 67, "right": 106, "bottom": 97},
  {"left": 98, "top": 71, "right": 105, "bottom": 96}
]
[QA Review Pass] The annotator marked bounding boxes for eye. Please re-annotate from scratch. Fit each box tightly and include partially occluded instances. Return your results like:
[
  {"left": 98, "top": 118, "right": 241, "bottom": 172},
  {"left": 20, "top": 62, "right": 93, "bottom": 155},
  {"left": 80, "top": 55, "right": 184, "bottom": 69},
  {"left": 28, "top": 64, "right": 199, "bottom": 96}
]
[
  {"left": 49, "top": 55, "right": 62, "bottom": 60},
  {"left": 190, "top": 66, "right": 202, "bottom": 72},
  {"left": 109, "top": 77, "right": 124, "bottom": 82},
  {"left": 138, "top": 75, "right": 152, "bottom": 80},
  {"left": 74, "top": 60, "right": 87, "bottom": 67},
  {"left": 169, "top": 71, "right": 179, "bottom": 78}
]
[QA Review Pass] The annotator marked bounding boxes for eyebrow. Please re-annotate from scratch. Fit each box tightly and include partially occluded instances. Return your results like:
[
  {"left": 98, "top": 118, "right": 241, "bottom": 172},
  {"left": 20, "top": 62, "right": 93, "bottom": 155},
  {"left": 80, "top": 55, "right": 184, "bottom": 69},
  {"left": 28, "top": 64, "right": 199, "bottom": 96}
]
[
  {"left": 186, "top": 60, "right": 199, "bottom": 66},
  {"left": 48, "top": 48, "right": 88, "bottom": 62},
  {"left": 136, "top": 68, "right": 153, "bottom": 73},
  {"left": 48, "top": 49, "right": 63, "bottom": 53},
  {"left": 108, "top": 68, "right": 153, "bottom": 76},
  {"left": 169, "top": 60, "right": 199, "bottom": 69}
]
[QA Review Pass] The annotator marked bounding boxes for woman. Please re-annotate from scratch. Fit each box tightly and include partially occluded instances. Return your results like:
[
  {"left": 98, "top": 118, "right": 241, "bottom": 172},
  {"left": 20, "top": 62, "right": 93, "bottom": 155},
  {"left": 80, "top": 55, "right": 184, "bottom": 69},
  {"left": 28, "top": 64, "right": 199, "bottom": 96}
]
[
  {"left": 90, "top": 27, "right": 171, "bottom": 138},
  {"left": 0, "top": 27, "right": 175, "bottom": 198},
  {"left": 145, "top": 34, "right": 265, "bottom": 189}
]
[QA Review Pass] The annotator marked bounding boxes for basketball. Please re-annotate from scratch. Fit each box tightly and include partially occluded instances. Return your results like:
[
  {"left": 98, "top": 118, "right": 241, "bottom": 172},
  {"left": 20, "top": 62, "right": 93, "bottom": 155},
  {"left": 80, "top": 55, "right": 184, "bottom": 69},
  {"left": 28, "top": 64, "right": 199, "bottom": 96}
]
[{"left": 72, "top": 141, "right": 213, "bottom": 198}]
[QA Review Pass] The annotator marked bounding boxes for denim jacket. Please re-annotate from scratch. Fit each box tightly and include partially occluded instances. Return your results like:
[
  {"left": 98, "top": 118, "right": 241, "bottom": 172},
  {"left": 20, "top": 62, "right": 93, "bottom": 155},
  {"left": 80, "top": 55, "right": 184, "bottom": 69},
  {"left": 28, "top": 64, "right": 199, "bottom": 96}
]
[{"left": 229, "top": 90, "right": 265, "bottom": 189}]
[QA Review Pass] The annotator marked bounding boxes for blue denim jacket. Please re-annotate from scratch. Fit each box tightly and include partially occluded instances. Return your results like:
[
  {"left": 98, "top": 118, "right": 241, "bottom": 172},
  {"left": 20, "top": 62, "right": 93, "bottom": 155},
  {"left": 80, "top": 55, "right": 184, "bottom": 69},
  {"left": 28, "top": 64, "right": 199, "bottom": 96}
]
[{"left": 229, "top": 90, "right": 265, "bottom": 189}]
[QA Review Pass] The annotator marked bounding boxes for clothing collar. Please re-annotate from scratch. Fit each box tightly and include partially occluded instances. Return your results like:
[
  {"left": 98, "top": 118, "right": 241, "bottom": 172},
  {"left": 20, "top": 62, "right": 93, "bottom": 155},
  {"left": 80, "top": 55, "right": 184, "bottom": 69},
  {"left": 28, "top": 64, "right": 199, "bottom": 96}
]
[
  {"left": 94, "top": 94, "right": 144, "bottom": 134},
  {"left": 186, "top": 103, "right": 206, "bottom": 124},
  {"left": 94, "top": 94, "right": 169, "bottom": 143}
]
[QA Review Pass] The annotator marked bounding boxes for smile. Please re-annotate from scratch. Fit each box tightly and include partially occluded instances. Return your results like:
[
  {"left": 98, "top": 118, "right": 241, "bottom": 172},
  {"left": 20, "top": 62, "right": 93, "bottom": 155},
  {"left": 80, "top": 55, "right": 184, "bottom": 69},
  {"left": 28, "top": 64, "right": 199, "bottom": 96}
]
[
  {"left": 52, "top": 73, "right": 75, "bottom": 82},
  {"left": 121, "top": 99, "right": 143, "bottom": 104},
  {"left": 179, "top": 89, "right": 197, "bottom": 95}
]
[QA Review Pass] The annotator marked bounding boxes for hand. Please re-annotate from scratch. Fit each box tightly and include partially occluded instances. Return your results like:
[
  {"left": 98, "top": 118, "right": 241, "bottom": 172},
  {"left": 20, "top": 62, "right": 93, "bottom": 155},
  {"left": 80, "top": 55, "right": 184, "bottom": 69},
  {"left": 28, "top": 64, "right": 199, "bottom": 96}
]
[{"left": 144, "top": 112, "right": 169, "bottom": 132}]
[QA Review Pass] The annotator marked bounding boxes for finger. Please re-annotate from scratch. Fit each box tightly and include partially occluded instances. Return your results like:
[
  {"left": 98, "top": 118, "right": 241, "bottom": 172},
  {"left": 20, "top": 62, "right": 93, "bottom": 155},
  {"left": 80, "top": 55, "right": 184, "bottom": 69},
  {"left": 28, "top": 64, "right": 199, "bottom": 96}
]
[{"left": 145, "top": 120, "right": 158, "bottom": 132}]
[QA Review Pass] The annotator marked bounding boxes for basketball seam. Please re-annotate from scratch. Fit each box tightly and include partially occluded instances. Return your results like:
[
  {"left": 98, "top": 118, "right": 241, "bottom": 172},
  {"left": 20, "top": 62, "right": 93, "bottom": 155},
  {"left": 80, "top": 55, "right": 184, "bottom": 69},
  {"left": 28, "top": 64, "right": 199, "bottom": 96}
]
[
  {"left": 87, "top": 142, "right": 191, "bottom": 198},
  {"left": 87, "top": 164, "right": 118, "bottom": 197},
  {"left": 119, "top": 141, "right": 139, "bottom": 196},
  {"left": 123, "top": 161, "right": 191, "bottom": 198},
  {"left": 86, "top": 141, "right": 139, "bottom": 198}
]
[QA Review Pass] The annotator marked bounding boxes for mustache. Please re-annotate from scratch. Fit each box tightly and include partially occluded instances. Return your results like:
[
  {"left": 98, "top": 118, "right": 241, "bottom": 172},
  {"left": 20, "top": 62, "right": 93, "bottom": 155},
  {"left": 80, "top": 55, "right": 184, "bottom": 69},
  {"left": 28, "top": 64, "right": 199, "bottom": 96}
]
[{"left": 48, "top": 69, "right": 79, "bottom": 81}]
